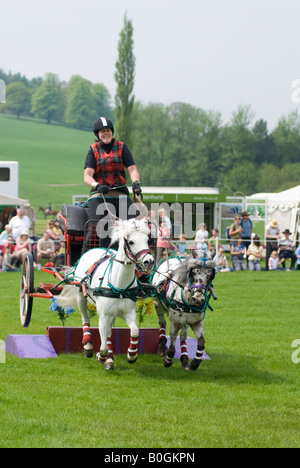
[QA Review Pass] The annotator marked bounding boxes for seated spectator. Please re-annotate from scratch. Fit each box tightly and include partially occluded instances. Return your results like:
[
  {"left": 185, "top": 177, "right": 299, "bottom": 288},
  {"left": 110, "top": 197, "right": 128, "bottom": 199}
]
[
  {"left": 36, "top": 232, "right": 56, "bottom": 270},
  {"left": 231, "top": 236, "right": 247, "bottom": 271},
  {"left": 2, "top": 235, "right": 16, "bottom": 255},
  {"left": 15, "top": 231, "right": 32, "bottom": 263},
  {"left": 279, "top": 229, "right": 297, "bottom": 270},
  {"left": 247, "top": 235, "right": 263, "bottom": 271},
  {"left": 53, "top": 221, "right": 63, "bottom": 236},
  {"left": 268, "top": 250, "right": 281, "bottom": 271},
  {"left": 265, "top": 219, "right": 281, "bottom": 270},
  {"left": 213, "top": 247, "right": 232, "bottom": 272},
  {"left": 0, "top": 225, "right": 13, "bottom": 246},
  {"left": 8, "top": 208, "right": 31, "bottom": 240},
  {"left": 176, "top": 233, "right": 187, "bottom": 257},
  {"left": 3, "top": 245, "right": 19, "bottom": 272}
]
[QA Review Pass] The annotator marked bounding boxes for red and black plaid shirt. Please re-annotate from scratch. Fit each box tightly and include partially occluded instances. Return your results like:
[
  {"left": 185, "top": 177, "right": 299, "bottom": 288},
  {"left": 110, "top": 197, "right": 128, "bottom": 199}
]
[{"left": 91, "top": 140, "right": 127, "bottom": 188}]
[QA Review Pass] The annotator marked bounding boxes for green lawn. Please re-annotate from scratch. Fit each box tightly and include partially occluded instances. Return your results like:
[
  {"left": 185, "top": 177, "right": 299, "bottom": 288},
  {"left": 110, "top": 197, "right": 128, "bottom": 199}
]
[
  {"left": 0, "top": 114, "right": 91, "bottom": 212},
  {"left": 0, "top": 269, "right": 299, "bottom": 448}
]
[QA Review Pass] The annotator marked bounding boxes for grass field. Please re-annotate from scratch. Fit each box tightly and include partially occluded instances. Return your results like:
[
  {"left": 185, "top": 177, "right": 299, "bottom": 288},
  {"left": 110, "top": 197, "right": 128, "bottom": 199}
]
[
  {"left": 0, "top": 113, "right": 92, "bottom": 213},
  {"left": 0, "top": 269, "right": 299, "bottom": 448}
]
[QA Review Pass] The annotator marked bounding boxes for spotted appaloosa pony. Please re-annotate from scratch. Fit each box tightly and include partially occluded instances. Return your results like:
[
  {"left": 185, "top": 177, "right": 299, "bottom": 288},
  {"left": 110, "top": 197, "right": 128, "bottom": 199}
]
[
  {"left": 55, "top": 218, "right": 154, "bottom": 370},
  {"left": 151, "top": 255, "right": 217, "bottom": 371}
]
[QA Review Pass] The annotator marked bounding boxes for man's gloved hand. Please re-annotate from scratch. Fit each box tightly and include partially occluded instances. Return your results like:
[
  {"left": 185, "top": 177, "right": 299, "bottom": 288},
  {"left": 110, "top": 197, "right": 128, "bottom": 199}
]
[
  {"left": 96, "top": 184, "right": 110, "bottom": 194},
  {"left": 132, "top": 180, "right": 142, "bottom": 197}
]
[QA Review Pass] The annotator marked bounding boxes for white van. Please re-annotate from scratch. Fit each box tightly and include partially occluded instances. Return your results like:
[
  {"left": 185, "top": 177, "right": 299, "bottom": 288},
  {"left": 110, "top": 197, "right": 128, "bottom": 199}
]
[{"left": 0, "top": 161, "right": 19, "bottom": 198}]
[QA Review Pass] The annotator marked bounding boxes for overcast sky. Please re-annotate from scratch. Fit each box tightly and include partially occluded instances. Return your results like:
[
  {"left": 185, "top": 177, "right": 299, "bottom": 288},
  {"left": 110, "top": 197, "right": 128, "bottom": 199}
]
[{"left": 1, "top": 0, "right": 300, "bottom": 130}]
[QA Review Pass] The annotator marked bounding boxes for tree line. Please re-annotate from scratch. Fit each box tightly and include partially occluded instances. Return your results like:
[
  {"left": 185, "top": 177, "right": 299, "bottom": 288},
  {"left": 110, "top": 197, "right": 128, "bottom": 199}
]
[
  {"left": 130, "top": 103, "right": 300, "bottom": 195},
  {"left": 1, "top": 10, "right": 300, "bottom": 196},
  {"left": 0, "top": 69, "right": 114, "bottom": 128}
]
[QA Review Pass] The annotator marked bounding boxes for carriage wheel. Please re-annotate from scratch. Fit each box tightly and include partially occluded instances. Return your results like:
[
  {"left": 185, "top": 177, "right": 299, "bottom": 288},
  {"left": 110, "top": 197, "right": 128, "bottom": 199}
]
[{"left": 20, "top": 253, "right": 34, "bottom": 327}]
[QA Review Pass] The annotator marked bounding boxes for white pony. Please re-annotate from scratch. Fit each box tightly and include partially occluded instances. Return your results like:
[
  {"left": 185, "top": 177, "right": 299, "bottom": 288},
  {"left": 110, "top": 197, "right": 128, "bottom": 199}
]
[
  {"left": 151, "top": 253, "right": 217, "bottom": 371},
  {"left": 55, "top": 218, "right": 154, "bottom": 370}
]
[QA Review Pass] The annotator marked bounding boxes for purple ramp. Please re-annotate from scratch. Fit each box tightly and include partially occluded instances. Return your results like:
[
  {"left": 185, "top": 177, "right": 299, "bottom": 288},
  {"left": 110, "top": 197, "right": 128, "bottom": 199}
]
[
  {"left": 166, "top": 336, "right": 210, "bottom": 360},
  {"left": 5, "top": 335, "right": 58, "bottom": 359}
]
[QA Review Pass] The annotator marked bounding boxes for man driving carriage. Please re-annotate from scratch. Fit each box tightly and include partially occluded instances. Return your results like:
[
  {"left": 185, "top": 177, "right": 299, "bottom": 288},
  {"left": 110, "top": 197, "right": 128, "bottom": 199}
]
[{"left": 82, "top": 117, "right": 142, "bottom": 253}]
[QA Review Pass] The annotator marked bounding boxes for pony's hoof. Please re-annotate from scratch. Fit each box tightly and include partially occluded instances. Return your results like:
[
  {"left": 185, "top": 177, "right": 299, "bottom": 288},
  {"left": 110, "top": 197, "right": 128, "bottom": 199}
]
[
  {"left": 84, "top": 348, "right": 93, "bottom": 358},
  {"left": 127, "top": 354, "right": 138, "bottom": 364},
  {"left": 157, "top": 342, "right": 168, "bottom": 357},
  {"left": 181, "top": 359, "right": 190, "bottom": 371},
  {"left": 189, "top": 359, "right": 201, "bottom": 371},
  {"left": 83, "top": 342, "right": 93, "bottom": 358},
  {"left": 163, "top": 356, "right": 173, "bottom": 368},
  {"left": 105, "top": 358, "right": 114, "bottom": 370}
]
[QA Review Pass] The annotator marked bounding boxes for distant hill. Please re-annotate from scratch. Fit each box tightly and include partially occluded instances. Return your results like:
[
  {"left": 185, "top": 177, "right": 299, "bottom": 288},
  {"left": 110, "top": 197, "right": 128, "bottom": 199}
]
[{"left": 0, "top": 114, "right": 93, "bottom": 215}]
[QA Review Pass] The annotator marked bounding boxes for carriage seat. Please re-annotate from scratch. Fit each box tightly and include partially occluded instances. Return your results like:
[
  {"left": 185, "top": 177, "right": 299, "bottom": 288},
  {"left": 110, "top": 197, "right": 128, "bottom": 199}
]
[
  {"left": 59, "top": 204, "right": 88, "bottom": 236},
  {"left": 58, "top": 204, "right": 88, "bottom": 266}
]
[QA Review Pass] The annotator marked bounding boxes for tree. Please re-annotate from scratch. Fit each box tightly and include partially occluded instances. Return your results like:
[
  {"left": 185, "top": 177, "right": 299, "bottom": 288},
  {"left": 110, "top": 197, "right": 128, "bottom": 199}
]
[
  {"left": 5, "top": 82, "right": 31, "bottom": 118},
  {"left": 92, "top": 83, "right": 114, "bottom": 121},
  {"left": 271, "top": 111, "right": 300, "bottom": 166},
  {"left": 31, "top": 73, "right": 64, "bottom": 124},
  {"left": 64, "top": 75, "right": 95, "bottom": 129},
  {"left": 114, "top": 13, "right": 135, "bottom": 145}
]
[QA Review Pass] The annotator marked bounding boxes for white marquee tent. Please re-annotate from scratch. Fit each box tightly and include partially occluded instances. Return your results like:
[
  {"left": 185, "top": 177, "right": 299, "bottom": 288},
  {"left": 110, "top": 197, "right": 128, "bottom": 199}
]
[{"left": 249, "top": 185, "right": 300, "bottom": 239}]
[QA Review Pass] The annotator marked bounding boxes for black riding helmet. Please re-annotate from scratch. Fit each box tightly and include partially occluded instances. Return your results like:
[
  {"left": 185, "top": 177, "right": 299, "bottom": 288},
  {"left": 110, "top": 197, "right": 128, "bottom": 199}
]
[{"left": 93, "top": 117, "right": 114, "bottom": 138}]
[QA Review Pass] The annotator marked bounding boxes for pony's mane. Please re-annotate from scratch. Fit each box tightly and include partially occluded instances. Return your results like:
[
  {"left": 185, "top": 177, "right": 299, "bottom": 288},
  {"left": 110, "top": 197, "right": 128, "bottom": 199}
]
[
  {"left": 173, "top": 257, "right": 217, "bottom": 285},
  {"left": 110, "top": 218, "right": 150, "bottom": 244}
]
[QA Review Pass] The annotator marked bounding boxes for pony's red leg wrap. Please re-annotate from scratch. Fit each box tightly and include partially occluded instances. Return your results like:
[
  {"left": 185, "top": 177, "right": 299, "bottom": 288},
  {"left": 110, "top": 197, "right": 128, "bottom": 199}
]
[
  {"left": 82, "top": 323, "right": 92, "bottom": 346},
  {"left": 159, "top": 327, "right": 167, "bottom": 345},
  {"left": 180, "top": 341, "right": 189, "bottom": 362},
  {"left": 127, "top": 336, "right": 139, "bottom": 362}
]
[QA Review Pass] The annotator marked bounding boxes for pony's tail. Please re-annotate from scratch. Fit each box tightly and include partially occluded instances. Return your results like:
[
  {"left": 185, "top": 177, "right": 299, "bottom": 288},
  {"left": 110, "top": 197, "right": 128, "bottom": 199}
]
[{"left": 55, "top": 285, "right": 78, "bottom": 309}]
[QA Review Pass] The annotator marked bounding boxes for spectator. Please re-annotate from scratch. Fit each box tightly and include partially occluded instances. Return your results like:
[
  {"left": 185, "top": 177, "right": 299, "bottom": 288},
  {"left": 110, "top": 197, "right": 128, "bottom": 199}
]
[
  {"left": 46, "top": 219, "right": 62, "bottom": 250},
  {"left": 8, "top": 208, "right": 31, "bottom": 240},
  {"left": 56, "top": 241, "right": 66, "bottom": 266},
  {"left": 36, "top": 232, "right": 56, "bottom": 270},
  {"left": 3, "top": 245, "right": 19, "bottom": 272},
  {"left": 195, "top": 223, "right": 209, "bottom": 251},
  {"left": 177, "top": 233, "right": 187, "bottom": 257},
  {"left": 295, "top": 243, "right": 300, "bottom": 271},
  {"left": 231, "top": 235, "right": 247, "bottom": 271},
  {"left": 158, "top": 208, "right": 172, "bottom": 231},
  {"left": 265, "top": 219, "right": 281, "bottom": 270},
  {"left": 214, "top": 247, "right": 232, "bottom": 272},
  {"left": 148, "top": 210, "right": 158, "bottom": 249},
  {"left": 208, "top": 228, "right": 220, "bottom": 258},
  {"left": 229, "top": 215, "right": 242, "bottom": 240},
  {"left": 239, "top": 211, "right": 252, "bottom": 250},
  {"left": 53, "top": 221, "right": 63, "bottom": 236},
  {"left": 156, "top": 221, "right": 171, "bottom": 263},
  {"left": 15, "top": 231, "right": 32, "bottom": 263},
  {"left": 268, "top": 250, "right": 281, "bottom": 271},
  {"left": 278, "top": 229, "right": 296, "bottom": 270},
  {"left": 0, "top": 225, "right": 13, "bottom": 246},
  {"left": 247, "top": 235, "right": 263, "bottom": 271},
  {"left": 2, "top": 235, "right": 16, "bottom": 255}
]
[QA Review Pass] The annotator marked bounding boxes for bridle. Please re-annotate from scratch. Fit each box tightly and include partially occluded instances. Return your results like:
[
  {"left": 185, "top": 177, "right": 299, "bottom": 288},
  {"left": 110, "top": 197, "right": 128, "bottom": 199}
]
[{"left": 123, "top": 237, "right": 152, "bottom": 266}]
